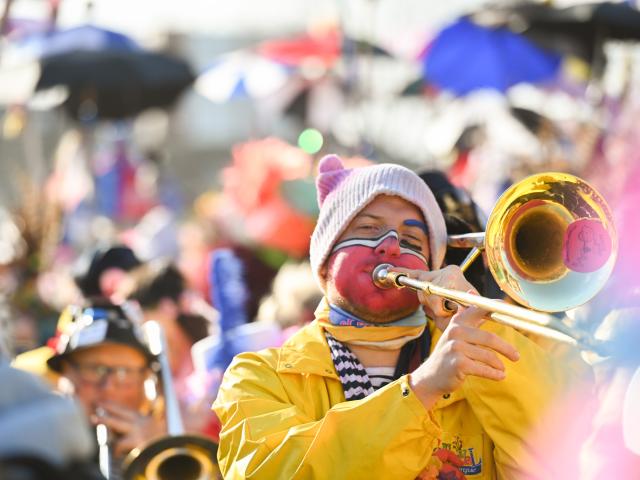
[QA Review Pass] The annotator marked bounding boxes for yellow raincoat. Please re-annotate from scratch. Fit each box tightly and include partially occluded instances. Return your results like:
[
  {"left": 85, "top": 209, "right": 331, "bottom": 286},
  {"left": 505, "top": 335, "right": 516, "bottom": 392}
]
[{"left": 214, "top": 316, "right": 591, "bottom": 479}]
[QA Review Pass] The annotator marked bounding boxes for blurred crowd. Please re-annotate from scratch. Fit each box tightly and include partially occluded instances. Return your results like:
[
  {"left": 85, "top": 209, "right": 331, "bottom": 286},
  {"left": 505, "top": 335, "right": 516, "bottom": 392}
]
[
  {"left": 2, "top": 102, "right": 640, "bottom": 475},
  {"left": 2, "top": 1, "right": 640, "bottom": 478}
]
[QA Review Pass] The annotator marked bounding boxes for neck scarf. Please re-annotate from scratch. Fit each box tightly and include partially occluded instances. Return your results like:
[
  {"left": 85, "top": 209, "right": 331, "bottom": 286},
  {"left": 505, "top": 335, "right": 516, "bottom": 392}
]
[
  {"left": 316, "top": 298, "right": 427, "bottom": 350},
  {"left": 324, "top": 328, "right": 432, "bottom": 401},
  {"left": 324, "top": 331, "right": 374, "bottom": 400}
]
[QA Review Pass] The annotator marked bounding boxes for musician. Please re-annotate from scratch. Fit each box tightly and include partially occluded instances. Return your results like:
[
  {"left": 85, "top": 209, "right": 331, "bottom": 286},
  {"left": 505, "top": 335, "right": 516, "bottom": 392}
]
[
  {"left": 116, "top": 261, "right": 219, "bottom": 439},
  {"left": 214, "top": 154, "right": 588, "bottom": 479},
  {"left": 46, "top": 302, "right": 165, "bottom": 475}
]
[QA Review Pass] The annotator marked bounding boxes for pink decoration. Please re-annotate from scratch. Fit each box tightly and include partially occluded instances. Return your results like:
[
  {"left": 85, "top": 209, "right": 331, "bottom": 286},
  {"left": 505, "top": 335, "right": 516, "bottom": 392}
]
[
  {"left": 563, "top": 219, "right": 612, "bottom": 273},
  {"left": 316, "top": 154, "right": 352, "bottom": 206}
]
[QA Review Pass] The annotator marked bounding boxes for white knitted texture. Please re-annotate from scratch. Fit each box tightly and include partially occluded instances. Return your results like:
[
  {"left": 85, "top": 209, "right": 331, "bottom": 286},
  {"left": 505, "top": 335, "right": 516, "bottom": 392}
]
[{"left": 310, "top": 163, "right": 447, "bottom": 288}]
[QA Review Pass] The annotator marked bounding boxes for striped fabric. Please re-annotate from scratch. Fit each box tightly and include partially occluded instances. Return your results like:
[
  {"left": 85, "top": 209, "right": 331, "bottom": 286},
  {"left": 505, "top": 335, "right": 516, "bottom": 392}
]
[
  {"left": 324, "top": 332, "right": 374, "bottom": 401},
  {"left": 365, "top": 366, "right": 395, "bottom": 389},
  {"left": 325, "top": 321, "right": 432, "bottom": 401},
  {"left": 325, "top": 332, "right": 374, "bottom": 400}
]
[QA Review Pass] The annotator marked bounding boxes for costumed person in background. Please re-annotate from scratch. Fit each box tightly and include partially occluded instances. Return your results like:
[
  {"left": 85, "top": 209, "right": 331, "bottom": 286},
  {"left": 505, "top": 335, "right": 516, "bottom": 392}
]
[
  {"left": 417, "top": 169, "right": 501, "bottom": 298},
  {"left": 190, "top": 253, "right": 319, "bottom": 398},
  {"left": 117, "top": 260, "right": 219, "bottom": 439},
  {"left": 73, "top": 244, "right": 142, "bottom": 301},
  {"left": 11, "top": 244, "right": 142, "bottom": 385},
  {"left": 214, "top": 154, "right": 588, "bottom": 479},
  {"left": 46, "top": 302, "right": 164, "bottom": 478}
]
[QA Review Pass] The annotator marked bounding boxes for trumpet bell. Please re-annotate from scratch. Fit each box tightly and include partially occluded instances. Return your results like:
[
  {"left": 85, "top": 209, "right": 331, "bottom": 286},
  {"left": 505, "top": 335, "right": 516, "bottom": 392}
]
[
  {"left": 124, "top": 434, "right": 220, "bottom": 480},
  {"left": 485, "top": 172, "right": 617, "bottom": 312}
]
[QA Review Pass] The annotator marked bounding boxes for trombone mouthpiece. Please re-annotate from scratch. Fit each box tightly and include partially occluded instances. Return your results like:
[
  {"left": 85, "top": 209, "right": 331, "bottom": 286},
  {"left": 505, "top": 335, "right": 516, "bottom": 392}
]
[{"left": 372, "top": 263, "right": 395, "bottom": 289}]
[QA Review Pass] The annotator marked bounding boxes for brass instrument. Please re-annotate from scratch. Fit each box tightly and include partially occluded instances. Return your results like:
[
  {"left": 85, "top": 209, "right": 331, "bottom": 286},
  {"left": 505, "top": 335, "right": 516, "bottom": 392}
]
[
  {"left": 373, "top": 172, "right": 617, "bottom": 354},
  {"left": 123, "top": 321, "right": 220, "bottom": 480},
  {"left": 96, "top": 420, "right": 111, "bottom": 479}
]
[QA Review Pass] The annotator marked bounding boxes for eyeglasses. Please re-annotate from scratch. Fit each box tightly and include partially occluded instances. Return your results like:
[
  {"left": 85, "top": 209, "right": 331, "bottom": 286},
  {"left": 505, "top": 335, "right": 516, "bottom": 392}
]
[{"left": 68, "top": 361, "right": 148, "bottom": 387}]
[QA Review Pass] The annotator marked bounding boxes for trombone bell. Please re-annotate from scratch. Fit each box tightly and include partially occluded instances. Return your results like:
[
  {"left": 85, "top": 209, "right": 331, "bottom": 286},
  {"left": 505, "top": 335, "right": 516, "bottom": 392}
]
[
  {"left": 485, "top": 173, "right": 617, "bottom": 312},
  {"left": 504, "top": 201, "right": 571, "bottom": 282},
  {"left": 123, "top": 321, "right": 220, "bottom": 480},
  {"left": 125, "top": 435, "right": 220, "bottom": 480}
]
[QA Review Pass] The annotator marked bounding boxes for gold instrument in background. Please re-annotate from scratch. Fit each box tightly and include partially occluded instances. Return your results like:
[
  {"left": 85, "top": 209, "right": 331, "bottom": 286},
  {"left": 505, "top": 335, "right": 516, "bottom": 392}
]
[
  {"left": 123, "top": 321, "right": 220, "bottom": 480},
  {"left": 373, "top": 172, "right": 617, "bottom": 354}
]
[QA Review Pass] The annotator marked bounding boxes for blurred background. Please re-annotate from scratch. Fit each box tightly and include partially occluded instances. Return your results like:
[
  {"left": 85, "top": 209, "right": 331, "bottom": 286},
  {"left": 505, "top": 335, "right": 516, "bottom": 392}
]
[{"left": 2, "top": 0, "right": 640, "bottom": 356}]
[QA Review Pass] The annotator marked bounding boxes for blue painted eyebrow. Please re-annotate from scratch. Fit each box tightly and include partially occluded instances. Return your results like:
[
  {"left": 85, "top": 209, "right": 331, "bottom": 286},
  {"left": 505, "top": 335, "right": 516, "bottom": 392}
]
[{"left": 404, "top": 219, "right": 429, "bottom": 234}]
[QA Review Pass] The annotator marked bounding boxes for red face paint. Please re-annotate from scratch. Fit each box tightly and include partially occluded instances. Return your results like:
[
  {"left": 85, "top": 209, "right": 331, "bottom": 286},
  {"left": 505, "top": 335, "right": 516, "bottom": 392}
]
[{"left": 325, "top": 241, "right": 428, "bottom": 318}]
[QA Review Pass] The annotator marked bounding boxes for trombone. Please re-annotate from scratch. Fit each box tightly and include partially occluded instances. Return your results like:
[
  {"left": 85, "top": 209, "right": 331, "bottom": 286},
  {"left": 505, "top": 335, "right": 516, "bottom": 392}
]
[
  {"left": 122, "top": 321, "right": 220, "bottom": 480},
  {"left": 373, "top": 172, "right": 617, "bottom": 355}
]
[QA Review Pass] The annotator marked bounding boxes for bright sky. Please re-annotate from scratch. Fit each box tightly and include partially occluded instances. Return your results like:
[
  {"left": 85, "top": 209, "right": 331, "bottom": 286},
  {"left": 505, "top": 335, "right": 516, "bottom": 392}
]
[{"left": 4, "top": 0, "right": 486, "bottom": 45}]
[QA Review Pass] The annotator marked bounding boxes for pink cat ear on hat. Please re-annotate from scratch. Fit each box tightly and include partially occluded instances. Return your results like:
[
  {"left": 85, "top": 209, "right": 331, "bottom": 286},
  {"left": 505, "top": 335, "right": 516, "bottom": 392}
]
[
  {"left": 316, "top": 154, "right": 352, "bottom": 206},
  {"left": 318, "top": 154, "right": 344, "bottom": 173}
]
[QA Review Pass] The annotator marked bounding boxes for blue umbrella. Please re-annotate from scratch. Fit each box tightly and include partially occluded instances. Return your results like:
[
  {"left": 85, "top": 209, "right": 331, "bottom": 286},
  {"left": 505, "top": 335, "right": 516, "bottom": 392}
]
[
  {"left": 423, "top": 17, "right": 562, "bottom": 96},
  {"left": 14, "top": 24, "right": 139, "bottom": 59},
  {"left": 0, "top": 25, "right": 140, "bottom": 106}
]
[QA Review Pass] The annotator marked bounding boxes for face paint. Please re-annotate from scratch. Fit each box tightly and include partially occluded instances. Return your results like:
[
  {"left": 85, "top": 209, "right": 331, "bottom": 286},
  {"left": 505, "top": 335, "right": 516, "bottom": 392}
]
[
  {"left": 332, "top": 230, "right": 428, "bottom": 265},
  {"left": 325, "top": 230, "right": 429, "bottom": 322},
  {"left": 403, "top": 219, "right": 429, "bottom": 234}
]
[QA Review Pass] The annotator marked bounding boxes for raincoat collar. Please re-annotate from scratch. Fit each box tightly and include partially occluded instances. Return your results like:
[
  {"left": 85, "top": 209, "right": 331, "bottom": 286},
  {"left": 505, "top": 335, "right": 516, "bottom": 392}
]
[
  {"left": 276, "top": 317, "right": 465, "bottom": 407},
  {"left": 276, "top": 320, "right": 339, "bottom": 379}
]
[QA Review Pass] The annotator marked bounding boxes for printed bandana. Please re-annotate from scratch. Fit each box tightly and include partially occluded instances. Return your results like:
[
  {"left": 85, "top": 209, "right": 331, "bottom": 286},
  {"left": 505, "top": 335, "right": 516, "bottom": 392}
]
[{"left": 316, "top": 299, "right": 427, "bottom": 350}]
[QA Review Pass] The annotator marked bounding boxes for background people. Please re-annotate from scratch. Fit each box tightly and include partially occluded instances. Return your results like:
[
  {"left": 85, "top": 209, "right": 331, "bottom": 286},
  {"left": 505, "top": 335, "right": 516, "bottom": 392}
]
[
  {"left": 46, "top": 302, "right": 164, "bottom": 475},
  {"left": 0, "top": 361, "right": 103, "bottom": 480},
  {"left": 118, "top": 260, "right": 219, "bottom": 438}
]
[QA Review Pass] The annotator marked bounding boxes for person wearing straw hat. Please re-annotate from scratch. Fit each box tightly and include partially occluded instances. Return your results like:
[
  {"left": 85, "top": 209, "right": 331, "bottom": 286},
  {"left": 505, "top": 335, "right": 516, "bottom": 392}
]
[{"left": 214, "top": 154, "right": 587, "bottom": 479}]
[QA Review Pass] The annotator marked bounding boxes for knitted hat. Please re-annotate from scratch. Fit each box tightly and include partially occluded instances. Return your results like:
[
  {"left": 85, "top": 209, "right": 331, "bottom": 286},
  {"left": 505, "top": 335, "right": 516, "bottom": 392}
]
[{"left": 310, "top": 154, "right": 447, "bottom": 287}]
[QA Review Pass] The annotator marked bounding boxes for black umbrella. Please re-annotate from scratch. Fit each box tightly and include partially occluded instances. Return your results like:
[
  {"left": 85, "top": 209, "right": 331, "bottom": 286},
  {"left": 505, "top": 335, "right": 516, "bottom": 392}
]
[
  {"left": 480, "top": 2, "right": 640, "bottom": 73},
  {"left": 35, "top": 49, "right": 195, "bottom": 120}
]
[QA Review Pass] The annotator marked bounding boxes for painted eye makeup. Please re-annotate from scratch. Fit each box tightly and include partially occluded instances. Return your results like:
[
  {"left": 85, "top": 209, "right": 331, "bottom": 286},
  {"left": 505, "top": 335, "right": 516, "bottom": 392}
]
[
  {"left": 403, "top": 219, "right": 429, "bottom": 234},
  {"left": 399, "top": 239, "right": 422, "bottom": 252},
  {"left": 332, "top": 230, "right": 428, "bottom": 264}
]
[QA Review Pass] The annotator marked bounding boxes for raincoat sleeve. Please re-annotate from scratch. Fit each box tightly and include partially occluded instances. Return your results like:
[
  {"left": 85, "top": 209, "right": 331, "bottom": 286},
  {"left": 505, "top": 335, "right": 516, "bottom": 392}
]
[
  {"left": 213, "top": 351, "right": 441, "bottom": 480},
  {"left": 462, "top": 321, "right": 594, "bottom": 479}
]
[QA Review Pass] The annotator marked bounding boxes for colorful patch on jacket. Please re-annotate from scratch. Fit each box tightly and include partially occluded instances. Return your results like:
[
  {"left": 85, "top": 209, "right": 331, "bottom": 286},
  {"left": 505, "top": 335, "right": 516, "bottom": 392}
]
[{"left": 421, "top": 435, "right": 483, "bottom": 479}]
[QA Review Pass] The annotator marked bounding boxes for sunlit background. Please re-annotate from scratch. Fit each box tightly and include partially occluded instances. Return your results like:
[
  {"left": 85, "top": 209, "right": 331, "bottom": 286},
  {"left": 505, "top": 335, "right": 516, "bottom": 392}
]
[{"left": 2, "top": 0, "right": 640, "bottom": 476}]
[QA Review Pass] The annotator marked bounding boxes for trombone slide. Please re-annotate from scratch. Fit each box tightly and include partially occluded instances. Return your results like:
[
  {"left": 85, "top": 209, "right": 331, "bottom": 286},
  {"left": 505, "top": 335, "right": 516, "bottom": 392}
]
[{"left": 372, "top": 264, "right": 606, "bottom": 354}]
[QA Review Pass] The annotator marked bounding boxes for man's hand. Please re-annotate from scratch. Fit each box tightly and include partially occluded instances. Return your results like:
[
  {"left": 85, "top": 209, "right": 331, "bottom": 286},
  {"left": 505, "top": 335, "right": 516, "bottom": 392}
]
[
  {"left": 92, "top": 401, "right": 166, "bottom": 457},
  {"left": 390, "top": 265, "right": 476, "bottom": 329},
  {"left": 409, "top": 305, "right": 520, "bottom": 410}
]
